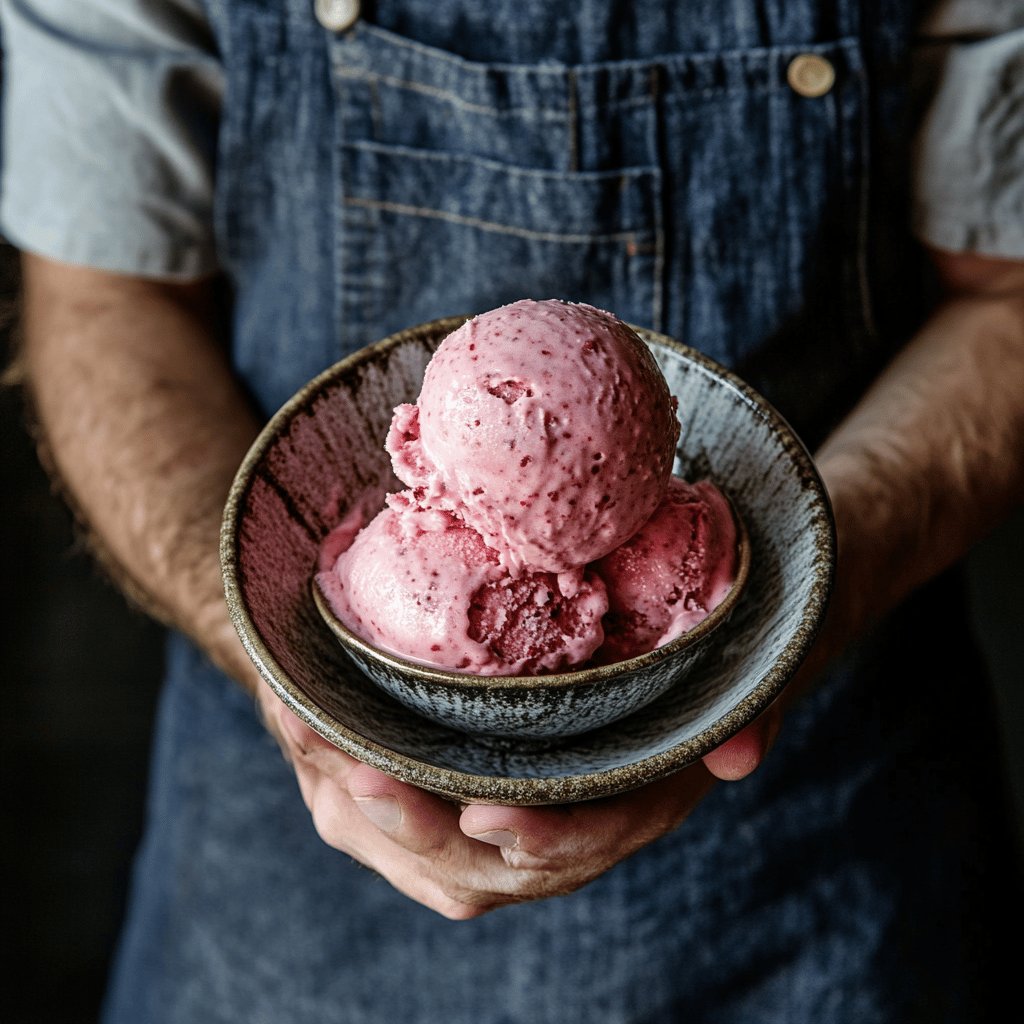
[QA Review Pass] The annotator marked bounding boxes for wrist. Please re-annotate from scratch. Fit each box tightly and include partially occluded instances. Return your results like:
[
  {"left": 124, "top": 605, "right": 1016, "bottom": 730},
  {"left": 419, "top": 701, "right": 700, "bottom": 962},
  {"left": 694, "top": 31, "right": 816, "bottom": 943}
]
[
  {"left": 807, "top": 447, "right": 899, "bottom": 672},
  {"left": 180, "top": 584, "right": 262, "bottom": 696}
]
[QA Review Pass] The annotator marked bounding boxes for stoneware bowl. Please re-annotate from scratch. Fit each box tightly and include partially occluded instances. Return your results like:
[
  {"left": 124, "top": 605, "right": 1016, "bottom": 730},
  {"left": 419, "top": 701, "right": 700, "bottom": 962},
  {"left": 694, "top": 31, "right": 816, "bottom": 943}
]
[
  {"left": 221, "top": 316, "right": 834, "bottom": 805},
  {"left": 310, "top": 514, "right": 751, "bottom": 740}
]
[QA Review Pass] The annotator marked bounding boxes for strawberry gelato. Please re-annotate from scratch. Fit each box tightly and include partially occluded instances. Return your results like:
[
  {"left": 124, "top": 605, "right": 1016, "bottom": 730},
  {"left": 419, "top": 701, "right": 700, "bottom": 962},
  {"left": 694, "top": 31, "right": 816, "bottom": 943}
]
[
  {"left": 595, "top": 477, "right": 740, "bottom": 664},
  {"left": 387, "top": 299, "right": 680, "bottom": 575},
  {"left": 316, "top": 493, "right": 608, "bottom": 675},
  {"left": 316, "top": 299, "right": 741, "bottom": 676}
]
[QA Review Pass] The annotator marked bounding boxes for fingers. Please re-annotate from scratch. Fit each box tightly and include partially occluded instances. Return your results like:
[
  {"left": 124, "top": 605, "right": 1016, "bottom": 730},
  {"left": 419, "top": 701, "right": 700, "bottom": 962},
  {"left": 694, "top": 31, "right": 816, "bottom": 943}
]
[
  {"left": 287, "top": 749, "right": 494, "bottom": 917},
  {"left": 460, "top": 763, "right": 715, "bottom": 893},
  {"left": 346, "top": 761, "right": 453, "bottom": 847},
  {"left": 258, "top": 680, "right": 778, "bottom": 919},
  {"left": 341, "top": 758, "right": 710, "bottom": 914},
  {"left": 265, "top": 703, "right": 517, "bottom": 917},
  {"left": 346, "top": 762, "right": 520, "bottom": 917},
  {"left": 701, "top": 702, "right": 783, "bottom": 781}
]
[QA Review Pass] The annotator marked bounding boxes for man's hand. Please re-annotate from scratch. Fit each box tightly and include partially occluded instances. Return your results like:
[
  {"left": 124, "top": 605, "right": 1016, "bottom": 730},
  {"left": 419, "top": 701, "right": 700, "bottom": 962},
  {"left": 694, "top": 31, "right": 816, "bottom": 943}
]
[{"left": 257, "top": 677, "right": 777, "bottom": 919}]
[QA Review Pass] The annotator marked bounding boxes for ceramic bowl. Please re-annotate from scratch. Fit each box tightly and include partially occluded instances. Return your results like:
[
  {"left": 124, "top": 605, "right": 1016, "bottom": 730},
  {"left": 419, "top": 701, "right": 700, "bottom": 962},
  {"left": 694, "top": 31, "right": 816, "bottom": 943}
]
[
  {"left": 221, "top": 317, "right": 834, "bottom": 803},
  {"left": 310, "top": 513, "right": 751, "bottom": 739}
]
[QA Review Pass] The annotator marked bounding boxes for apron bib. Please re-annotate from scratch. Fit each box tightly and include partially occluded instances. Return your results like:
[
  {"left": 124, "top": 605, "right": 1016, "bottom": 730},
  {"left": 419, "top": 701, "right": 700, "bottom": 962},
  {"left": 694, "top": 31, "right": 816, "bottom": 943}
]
[{"left": 211, "top": 0, "right": 909, "bottom": 444}]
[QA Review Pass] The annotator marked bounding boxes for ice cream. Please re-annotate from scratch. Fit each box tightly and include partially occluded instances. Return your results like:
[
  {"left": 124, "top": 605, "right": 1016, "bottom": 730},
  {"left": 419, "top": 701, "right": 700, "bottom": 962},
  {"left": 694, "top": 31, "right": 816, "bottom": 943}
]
[
  {"left": 595, "top": 477, "right": 740, "bottom": 664},
  {"left": 316, "top": 298, "right": 741, "bottom": 676},
  {"left": 387, "top": 299, "right": 680, "bottom": 575},
  {"left": 316, "top": 492, "right": 608, "bottom": 675}
]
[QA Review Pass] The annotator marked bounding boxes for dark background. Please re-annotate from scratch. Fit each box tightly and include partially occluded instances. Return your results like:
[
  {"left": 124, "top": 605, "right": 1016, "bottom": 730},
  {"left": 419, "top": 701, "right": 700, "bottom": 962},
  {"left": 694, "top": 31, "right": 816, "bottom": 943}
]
[
  {"left": 3, "top": 242, "right": 1023, "bottom": 1023},
  {"left": 2, "top": 244, "right": 165, "bottom": 1021}
]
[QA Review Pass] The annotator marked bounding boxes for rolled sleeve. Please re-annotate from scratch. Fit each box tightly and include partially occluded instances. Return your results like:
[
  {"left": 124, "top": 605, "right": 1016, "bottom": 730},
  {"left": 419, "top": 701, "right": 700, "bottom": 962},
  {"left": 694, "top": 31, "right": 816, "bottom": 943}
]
[
  {"left": 913, "top": 26, "right": 1024, "bottom": 259},
  {"left": 0, "top": 0, "right": 223, "bottom": 279}
]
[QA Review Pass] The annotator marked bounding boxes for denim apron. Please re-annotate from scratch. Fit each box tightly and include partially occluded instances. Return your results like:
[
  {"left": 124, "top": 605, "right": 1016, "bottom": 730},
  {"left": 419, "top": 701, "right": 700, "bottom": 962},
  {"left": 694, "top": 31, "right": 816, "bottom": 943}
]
[{"left": 103, "top": 2, "right": 1012, "bottom": 1021}]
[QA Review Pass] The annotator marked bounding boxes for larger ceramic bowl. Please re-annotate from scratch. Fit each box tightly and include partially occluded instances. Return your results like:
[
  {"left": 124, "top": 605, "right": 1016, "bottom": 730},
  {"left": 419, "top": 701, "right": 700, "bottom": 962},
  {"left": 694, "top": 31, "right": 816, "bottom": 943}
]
[{"left": 221, "top": 316, "right": 834, "bottom": 804}]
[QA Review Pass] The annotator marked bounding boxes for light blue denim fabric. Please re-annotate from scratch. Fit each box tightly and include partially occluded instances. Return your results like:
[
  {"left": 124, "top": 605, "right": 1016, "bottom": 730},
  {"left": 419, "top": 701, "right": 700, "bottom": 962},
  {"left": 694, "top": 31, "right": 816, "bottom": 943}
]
[{"left": 93, "top": 3, "right": 1018, "bottom": 1022}]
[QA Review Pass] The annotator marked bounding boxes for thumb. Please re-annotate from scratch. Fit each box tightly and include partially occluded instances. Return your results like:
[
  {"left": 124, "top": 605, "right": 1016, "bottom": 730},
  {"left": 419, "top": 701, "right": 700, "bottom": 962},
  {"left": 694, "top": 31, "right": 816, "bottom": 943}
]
[{"left": 701, "top": 702, "right": 782, "bottom": 781}]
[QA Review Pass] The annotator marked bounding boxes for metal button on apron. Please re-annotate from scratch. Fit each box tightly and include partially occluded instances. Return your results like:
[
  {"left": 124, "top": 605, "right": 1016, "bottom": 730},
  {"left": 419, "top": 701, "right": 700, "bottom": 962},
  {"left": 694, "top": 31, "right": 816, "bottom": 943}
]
[
  {"left": 786, "top": 54, "right": 835, "bottom": 98},
  {"left": 315, "top": 0, "right": 360, "bottom": 33}
]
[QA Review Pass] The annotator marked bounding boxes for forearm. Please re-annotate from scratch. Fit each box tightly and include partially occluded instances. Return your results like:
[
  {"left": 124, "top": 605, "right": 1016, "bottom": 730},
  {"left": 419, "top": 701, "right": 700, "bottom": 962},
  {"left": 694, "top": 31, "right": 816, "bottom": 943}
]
[
  {"left": 21, "top": 254, "right": 263, "bottom": 691},
  {"left": 815, "top": 266, "right": 1024, "bottom": 652}
]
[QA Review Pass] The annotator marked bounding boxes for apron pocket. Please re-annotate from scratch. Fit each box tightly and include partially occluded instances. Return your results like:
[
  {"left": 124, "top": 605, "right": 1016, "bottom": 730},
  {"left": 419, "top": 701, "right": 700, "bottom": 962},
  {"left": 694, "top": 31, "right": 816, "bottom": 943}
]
[{"left": 337, "top": 142, "right": 663, "bottom": 346}]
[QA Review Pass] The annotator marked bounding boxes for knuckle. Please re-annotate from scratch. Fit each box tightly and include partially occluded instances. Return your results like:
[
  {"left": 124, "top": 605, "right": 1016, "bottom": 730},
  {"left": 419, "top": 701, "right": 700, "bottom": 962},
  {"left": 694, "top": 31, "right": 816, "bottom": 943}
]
[
  {"left": 502, "top": 846, "right": 560, "bottom": 872},
  {"left": 434, "top": 896, "right": 490, "bottom": 921},
  {"left": 406, "top": 828, "right": 451, "bottom": 859},
  {"left": 308, "top": 787, "right": 352, "bottom": 853},
  {"left": 311, "top": 812, "right": 346, "bottom": 851},
  {"left": 288, "top": 741, "right": 318, "bottom": 769},
  {"left": 431, "top": 878, "right": 508, "bottom": 919}
]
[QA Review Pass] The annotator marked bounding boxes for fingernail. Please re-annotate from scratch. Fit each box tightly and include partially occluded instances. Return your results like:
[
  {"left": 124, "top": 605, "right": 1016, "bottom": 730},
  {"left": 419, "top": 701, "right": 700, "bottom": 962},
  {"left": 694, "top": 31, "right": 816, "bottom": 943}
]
[
  {"left": 354, "top": 796, "right": 402, "bottom": 832},
  {"left": 469, "top": 829, "right": 519, "bottom": 849}
]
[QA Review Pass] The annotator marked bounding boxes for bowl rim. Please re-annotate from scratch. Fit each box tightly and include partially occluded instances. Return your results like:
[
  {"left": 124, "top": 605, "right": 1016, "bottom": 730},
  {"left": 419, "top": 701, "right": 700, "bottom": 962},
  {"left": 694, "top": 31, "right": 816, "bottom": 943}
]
[{"left": 221, "top": 315, "right": 835, "bottom": 803}]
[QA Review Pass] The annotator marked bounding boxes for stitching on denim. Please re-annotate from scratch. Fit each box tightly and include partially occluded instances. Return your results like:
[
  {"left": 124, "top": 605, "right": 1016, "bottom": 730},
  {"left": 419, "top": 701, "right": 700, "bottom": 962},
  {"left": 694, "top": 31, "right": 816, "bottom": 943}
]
[
  {"left": 362, "top": 23, "right": 858, "bottom": 75},
  {"left": 345, "top": 197, "right": 643, "bottom": 243},
  {"left": 367, "top": 77, "right": 383, "bottom": 142},
  {"left": 345, "top": 141, "right": 658, "bottom": 182},
  {"left": 334, "top": 66, "right": 569, "bottom": 118},
  {"left": 567, "top": 68, "right": 579, "bottom": 173},
  {"left": 649, "top": 67, "right": 664, "bottom": 334},
  {"left": 643, "top": 68, "right": 667, "bottom": 331},
  {"left": 335, "top": 149, "right": 353, "bottom": 347},
  {"left": 577, "top": 94, "right": 654, "bottom": 113},
  {"left": 658, "top": 84, "right": 795, "bottom": 104},
  {"left": 339, "top": 68, "right": 798, "bottom": 119},
  {"left": 335, "top": 57, "right": 855, "bottom": 120}
]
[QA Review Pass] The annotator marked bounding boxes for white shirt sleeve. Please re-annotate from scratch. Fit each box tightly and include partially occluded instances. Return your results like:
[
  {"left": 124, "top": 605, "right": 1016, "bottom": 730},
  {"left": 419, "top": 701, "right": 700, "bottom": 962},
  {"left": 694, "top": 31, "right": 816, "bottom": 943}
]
[
  {"left": 0, "top": 0, "right": 223, "bottom": 279},
  {"left": 913, "top": 3, "right": 1024, "bottom": 259}
]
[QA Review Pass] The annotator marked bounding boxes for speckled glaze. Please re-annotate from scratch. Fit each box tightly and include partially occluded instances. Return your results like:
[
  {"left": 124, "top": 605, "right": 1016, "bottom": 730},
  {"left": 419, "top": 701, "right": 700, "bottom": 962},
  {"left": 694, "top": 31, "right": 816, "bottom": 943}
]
[
  {"left": 221, "top": 317, "right": 834, "bottom": 804},
  {"left": 311, "top": 547, "right": 747, "bottom": 738}
]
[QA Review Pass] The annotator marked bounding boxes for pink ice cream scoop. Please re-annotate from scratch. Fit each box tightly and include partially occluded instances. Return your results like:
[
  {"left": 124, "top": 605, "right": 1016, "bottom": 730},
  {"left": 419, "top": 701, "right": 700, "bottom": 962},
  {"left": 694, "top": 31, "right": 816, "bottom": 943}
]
[
  {"left": 315, "top": 492, "right": 608, "bottom": 676},
  {"left": 594, "top": 477, "right": 739, "bottom": 664},
  {"left": 387, "top": 299, "right": 680, "bottom": 575}
]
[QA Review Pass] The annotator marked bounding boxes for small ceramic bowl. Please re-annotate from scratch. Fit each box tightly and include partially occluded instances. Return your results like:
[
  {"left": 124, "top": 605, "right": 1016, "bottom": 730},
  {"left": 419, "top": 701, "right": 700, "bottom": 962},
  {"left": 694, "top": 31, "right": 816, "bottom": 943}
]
[
  {"left": 310, "top": 514, "right": 751, "bottom": 739},
  {"left": 221, "top": 316, "right": 834, "bottom": 803}
]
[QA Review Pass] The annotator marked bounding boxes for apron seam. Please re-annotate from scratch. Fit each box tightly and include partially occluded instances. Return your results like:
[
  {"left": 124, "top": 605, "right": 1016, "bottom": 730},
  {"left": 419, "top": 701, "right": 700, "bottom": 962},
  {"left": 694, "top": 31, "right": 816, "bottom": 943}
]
[{"left": 343, "top": 197, "right": 649, "bottom": 244}]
